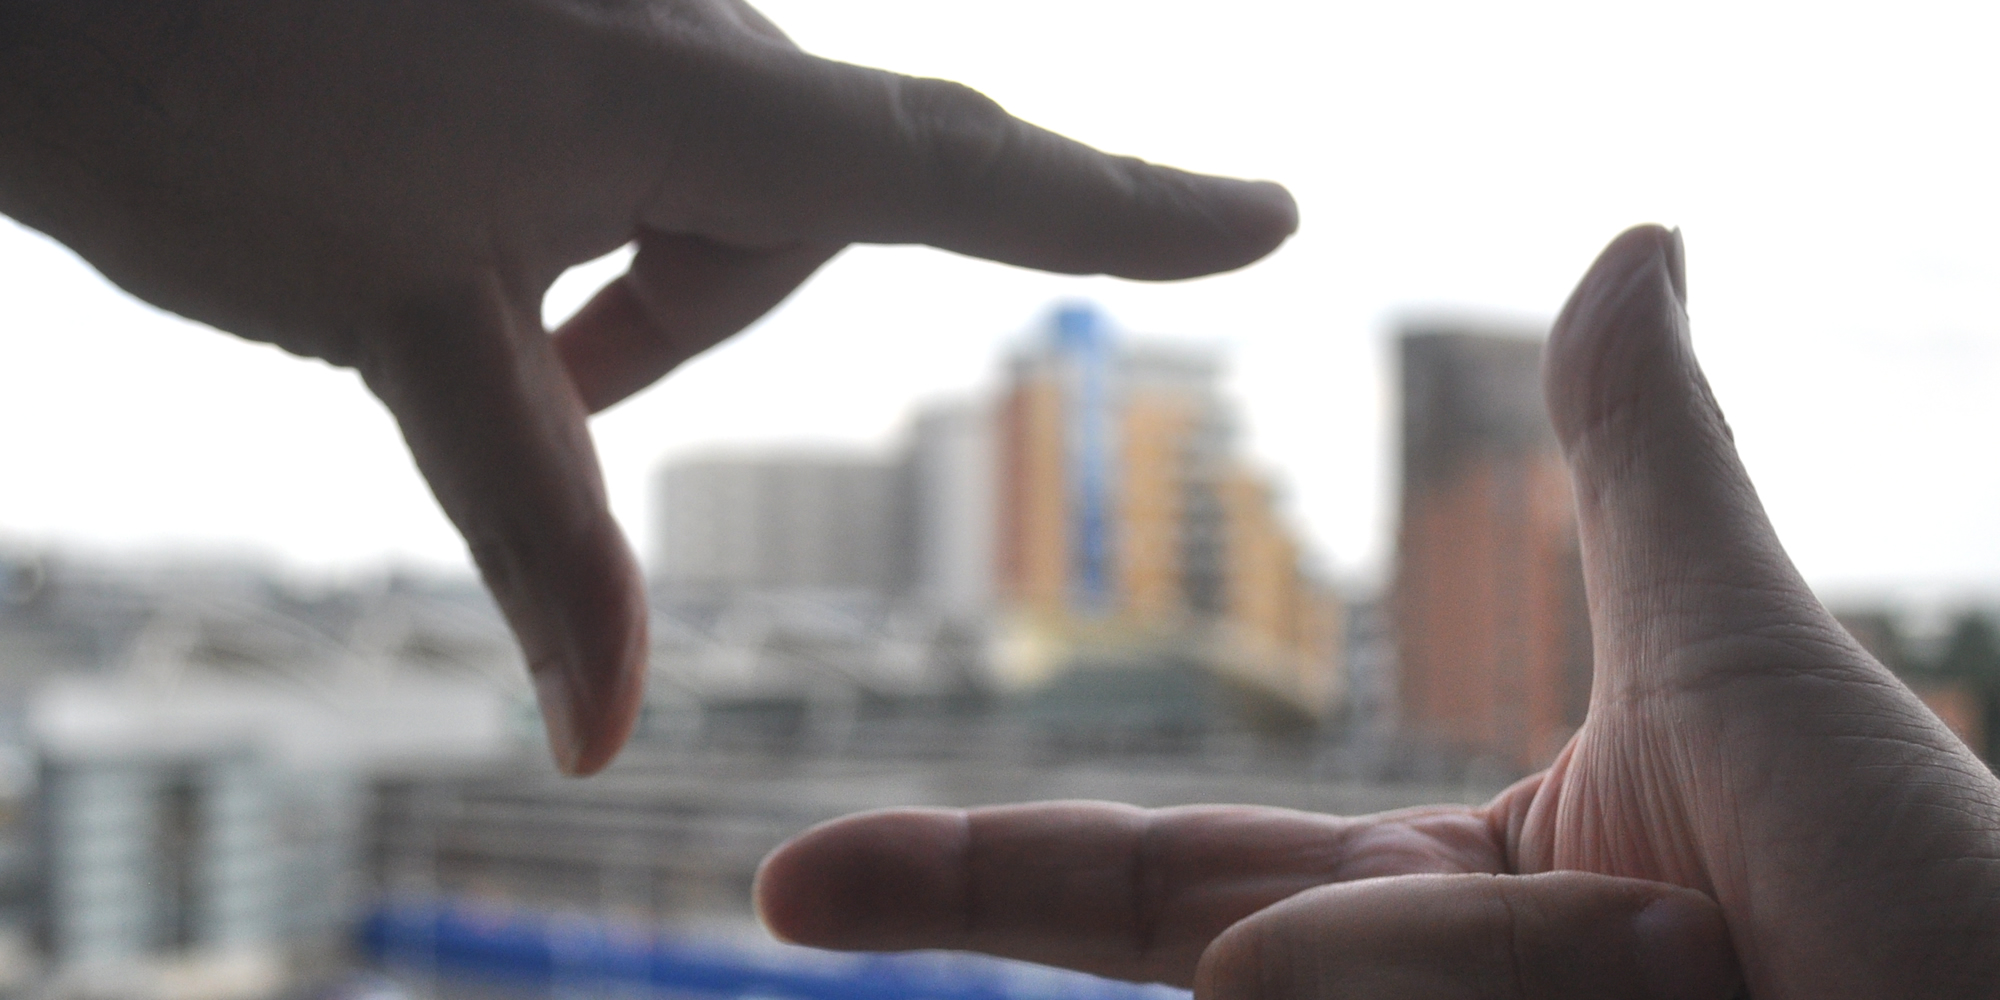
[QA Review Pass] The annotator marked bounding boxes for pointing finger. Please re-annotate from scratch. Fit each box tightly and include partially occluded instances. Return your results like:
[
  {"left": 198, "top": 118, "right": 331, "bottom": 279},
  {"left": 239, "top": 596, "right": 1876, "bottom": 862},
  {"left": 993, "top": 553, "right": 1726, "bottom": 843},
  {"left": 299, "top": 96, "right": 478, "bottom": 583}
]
[
  {"left": 1196, "top": 872, "right": 1742, "bottom": 1000},
  {"left": 359, "top": 277, "right": 646, "bottom": 776},
  {"left": 755, "top": 802, "right": 1505, "bottom": 986},
  {"left": 655, "top": 49, "right": 1297, "bottom": 280}
]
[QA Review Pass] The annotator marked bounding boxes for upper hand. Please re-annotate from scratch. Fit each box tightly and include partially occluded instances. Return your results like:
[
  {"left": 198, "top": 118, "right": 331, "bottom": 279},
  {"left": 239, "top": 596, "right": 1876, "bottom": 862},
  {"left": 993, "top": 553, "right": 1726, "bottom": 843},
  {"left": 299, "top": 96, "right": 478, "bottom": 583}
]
[
  {"left": 754, "top": 226, "right": 2000, "bottom": 998},
  {"left": 0, "top": 0, "right": 1296, "bottom": 773}
]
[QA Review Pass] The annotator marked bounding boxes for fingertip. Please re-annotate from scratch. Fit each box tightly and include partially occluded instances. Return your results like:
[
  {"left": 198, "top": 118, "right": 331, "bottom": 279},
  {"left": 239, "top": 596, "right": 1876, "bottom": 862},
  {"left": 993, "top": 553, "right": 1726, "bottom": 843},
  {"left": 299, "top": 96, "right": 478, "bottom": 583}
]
[
  {"left": 521, "top": 520, "right": 649, "bottom": 777},
  {"left": 766, "top": 55, "right": 1295, "bottom": 280},
  {"left": 751, "top": 812, "right": 881, "bottom": 944},
  {"left": 545, "top": 659, "right": 646, "bottom": 781},
  {"left": 1544, "top": 222, "right": 1690, "bottom": 452},
  {"left": 1219, "top": 177, "right": 1299, "bottom": 248},
  {"left": 1189, "top": 910, "right": 1263, "bottom": 1000},
  {"left": 1633, "top": 890, "right": 1742, "bottom": 1000},
  {"left": 751, "top": 809, "right": 969, "bottom": 950},
  {"left": 1110, "top": 171, "right": 1300, "bottom": 280},
  {"left": 1551, "top": 224, "right": 1681, "bottom": 343},
  {"left": 1255, "top": 180, "right": 1300, "bottom": 233},
  {"left": 1223, "top": 178, "right": 1300, "bottom": 269},
  {"left": 751, "top": 835, "right": 810, "bottom": 944}
]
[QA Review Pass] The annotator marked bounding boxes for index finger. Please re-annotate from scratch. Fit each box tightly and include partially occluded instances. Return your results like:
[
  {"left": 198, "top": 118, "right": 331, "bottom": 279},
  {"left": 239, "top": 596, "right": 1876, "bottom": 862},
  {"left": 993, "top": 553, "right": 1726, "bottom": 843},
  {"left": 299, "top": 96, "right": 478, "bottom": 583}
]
[
  {"left": 753, "top": 801, "right": 1506, "bottom": 987},
  {"left": 652, "top": 47, "right": 1298, "bottom": 281}
]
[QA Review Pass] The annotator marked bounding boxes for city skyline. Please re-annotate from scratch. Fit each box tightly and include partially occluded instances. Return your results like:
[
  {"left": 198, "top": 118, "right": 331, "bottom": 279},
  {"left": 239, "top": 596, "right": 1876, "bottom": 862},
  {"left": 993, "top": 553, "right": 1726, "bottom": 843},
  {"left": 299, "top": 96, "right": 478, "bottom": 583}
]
[
  {"left": 644, "top": 304, "right": 1344, "bottom": 719},
  {"left": 2, "top": 0, "right": 1997, "bottom": 603},
  {"left": 5, "top": 268, "right": 1997, "bottom": 609}
]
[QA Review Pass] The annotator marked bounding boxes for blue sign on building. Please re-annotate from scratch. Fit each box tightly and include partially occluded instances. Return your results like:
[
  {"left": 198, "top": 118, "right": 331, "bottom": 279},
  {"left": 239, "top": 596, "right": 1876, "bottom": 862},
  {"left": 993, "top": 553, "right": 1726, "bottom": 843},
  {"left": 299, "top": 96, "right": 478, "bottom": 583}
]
[
  {"left": 1055, "top": 303, "right": 1114, "bottom": 615},
  {"left": 361, "top": 898, "right": 1189, "bottom": 1000}
]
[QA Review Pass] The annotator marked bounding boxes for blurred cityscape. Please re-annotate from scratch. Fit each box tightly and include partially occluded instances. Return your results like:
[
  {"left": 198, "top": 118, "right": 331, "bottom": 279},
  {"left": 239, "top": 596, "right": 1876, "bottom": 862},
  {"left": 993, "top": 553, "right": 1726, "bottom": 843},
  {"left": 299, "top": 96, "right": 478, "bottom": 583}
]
[{"left": 0, "top": 302, "right": 1993, "bottom": 1000}]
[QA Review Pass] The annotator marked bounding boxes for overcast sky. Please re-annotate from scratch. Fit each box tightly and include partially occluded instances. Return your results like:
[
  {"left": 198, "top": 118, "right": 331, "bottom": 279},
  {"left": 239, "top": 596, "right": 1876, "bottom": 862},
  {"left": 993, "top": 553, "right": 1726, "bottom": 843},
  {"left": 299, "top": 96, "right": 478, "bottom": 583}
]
[{"left": 3, "top": 0, "right": 1996, "bottom": 606}]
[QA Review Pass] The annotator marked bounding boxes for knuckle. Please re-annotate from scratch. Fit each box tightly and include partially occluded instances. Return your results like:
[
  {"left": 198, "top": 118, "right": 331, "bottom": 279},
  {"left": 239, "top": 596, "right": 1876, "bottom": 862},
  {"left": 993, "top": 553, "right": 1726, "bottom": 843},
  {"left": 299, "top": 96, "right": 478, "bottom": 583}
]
[
  {"left": 1489, "top": 873, "right": 1657, "bottom": 1000},
  {"left": 889, "top": 75, "right": 1014, "bottom": 202},
  {"left": 1486, "top": 879, "right": 1536, "bottom": 1000}
]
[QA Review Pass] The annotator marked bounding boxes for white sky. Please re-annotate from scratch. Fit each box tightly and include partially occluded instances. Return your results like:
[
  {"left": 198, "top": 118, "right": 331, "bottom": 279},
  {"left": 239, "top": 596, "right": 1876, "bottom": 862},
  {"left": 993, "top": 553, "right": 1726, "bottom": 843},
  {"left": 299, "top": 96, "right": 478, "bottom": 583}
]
[{"left": 3, "top": 0, "right": 1997, "bottom": 605}]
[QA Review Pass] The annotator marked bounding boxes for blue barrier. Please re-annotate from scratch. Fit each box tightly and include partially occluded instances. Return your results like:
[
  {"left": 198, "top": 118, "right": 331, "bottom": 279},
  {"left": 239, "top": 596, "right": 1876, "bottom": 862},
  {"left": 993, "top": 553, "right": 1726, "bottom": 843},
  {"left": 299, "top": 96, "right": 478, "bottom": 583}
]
[{"left": 360, "top": 899, "right": 1189, "bottom": 1000}]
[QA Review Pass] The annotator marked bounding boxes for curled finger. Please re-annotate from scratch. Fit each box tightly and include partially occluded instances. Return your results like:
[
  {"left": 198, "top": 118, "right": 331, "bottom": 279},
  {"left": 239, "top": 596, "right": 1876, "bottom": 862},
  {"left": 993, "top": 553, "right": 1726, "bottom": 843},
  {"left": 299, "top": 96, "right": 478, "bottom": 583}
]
[{"left": 1196, "top": 872, "right": 1741, "bottom": 1000}]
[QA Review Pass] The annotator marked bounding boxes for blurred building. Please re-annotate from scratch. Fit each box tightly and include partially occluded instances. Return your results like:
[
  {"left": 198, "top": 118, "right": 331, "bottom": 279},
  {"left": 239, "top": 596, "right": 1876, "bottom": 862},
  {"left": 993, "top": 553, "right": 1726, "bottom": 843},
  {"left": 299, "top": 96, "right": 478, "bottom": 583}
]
[
  {"left": 903, "top": 402, "right": 998, "bottom": 624},
  {"left": 1393, "top": 324, "right": 1591, "bottom": 771},
  {"left": 645, "top": 304, "right": 1346, "bottom": 730},
  {"left": 1840, "top": 607, "right": 1997, "bottom": 761},
  {"left": 991, "top": 305, "right": 1342, "bottom": 719},
  {"left": 0, "top": 555, "right": 523, "bottom": 1000},
  {"left": 652, "top": 452, "right": 904, "bottom": 596},
  {"left": 645, "top": 449, "right": 980, "bottom": 746}
]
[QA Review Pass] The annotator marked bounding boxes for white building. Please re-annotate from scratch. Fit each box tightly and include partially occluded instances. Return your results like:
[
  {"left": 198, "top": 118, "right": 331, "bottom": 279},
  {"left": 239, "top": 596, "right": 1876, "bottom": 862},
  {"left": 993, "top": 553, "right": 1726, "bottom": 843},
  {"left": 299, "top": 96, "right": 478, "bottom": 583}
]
[
  {"left": 26, "top": 588, "right": 519, "bottom": 1000},
  {"left": 652, "top": 451, "right": 904, "bottom": 596},
  {"left": 902, "top": 401, "right": 997, "bottom": 622}
]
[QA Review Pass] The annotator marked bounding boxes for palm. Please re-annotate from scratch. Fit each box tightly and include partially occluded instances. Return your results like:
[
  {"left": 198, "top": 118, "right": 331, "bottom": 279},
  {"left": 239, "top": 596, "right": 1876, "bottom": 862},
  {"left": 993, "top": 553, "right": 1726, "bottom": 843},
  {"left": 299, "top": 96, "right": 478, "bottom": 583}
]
[{"left": 758, "top": 227, "right": 2000, "bottom": 999}]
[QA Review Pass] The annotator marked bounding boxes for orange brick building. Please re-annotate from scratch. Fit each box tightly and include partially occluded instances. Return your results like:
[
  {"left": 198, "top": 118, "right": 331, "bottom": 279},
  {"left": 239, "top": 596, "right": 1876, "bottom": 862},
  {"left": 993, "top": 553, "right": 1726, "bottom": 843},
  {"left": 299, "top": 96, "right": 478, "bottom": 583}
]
[
  {"left": 1395, "top": 327, "right": 1591, "bottom": 770},
  {"left": 992, "top": 305, "right": 1342, "bottom": 716}
]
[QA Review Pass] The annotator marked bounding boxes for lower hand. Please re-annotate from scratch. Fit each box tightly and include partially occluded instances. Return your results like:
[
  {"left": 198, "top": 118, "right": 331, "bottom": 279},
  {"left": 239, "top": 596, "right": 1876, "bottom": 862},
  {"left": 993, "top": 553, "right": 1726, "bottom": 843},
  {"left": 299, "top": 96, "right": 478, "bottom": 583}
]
[{"left": 754, "top": 226, "right": 2000, "bottom": 999}]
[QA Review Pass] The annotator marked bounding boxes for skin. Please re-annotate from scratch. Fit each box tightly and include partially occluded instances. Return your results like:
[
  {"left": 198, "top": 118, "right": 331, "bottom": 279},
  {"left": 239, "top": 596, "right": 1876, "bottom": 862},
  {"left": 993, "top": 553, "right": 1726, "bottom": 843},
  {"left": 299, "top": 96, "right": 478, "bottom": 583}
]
[
  {"left": 11, "top": 4, "right": 1987, "bottom": 993},
  {"left": 0, "top": 0, "right": 1296, "bottom": 774},
  {"left": 756, "top": 227, "right": 2000, "bottom": 999}
]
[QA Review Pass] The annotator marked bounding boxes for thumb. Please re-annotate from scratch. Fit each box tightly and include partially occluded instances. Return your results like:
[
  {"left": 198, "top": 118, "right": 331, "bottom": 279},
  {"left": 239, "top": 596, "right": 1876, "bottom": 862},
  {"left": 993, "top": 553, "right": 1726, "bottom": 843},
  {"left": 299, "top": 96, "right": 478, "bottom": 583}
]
[
  {"left": 1195, "top": 872, "right": 1741, "bottom": 1000},
  {"left": 1538, "top": 226, "right": 2000, "bottom": 997},
  {"left": 1543, "top": 225, "right": 1851, "bottom": 691},
  {"left": 358, "top": 277, "right": 647, "bottom": 775}
]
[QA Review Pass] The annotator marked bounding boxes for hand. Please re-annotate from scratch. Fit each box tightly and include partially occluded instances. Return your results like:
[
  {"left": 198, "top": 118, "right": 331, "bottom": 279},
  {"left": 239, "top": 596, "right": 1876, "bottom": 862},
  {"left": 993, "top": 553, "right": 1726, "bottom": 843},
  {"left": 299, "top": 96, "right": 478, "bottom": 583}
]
[
  {"left": 755, "top": 226, "right": 2000, "bottom": 999},
  {"left": 0, "top": 0, "right": 1296, "bottom": 774}
]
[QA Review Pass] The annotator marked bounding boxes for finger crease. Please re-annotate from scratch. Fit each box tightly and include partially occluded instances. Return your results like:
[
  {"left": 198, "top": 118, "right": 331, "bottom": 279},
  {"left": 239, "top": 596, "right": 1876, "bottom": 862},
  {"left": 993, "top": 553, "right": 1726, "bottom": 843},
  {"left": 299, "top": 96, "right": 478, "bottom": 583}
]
[
  {"left": 1494, "top": 887, "right": 1531, "bottom": 1000},
  {"left": 1129, "top": 813, "right": 1165, "bottom": 965},
  {"left": 954, "top": 811, "right": 977, "bottom": 948}
]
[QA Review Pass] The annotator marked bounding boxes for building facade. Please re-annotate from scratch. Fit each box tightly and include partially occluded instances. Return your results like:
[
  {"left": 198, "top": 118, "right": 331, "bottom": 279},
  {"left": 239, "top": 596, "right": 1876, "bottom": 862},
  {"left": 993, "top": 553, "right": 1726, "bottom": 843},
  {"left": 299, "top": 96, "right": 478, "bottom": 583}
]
[
  {"left": 645, "top": 304, "right": 1346, "bottom": 724},
  {"left": 652, "top": 452, "right": 904, "bottom": 596},
  {"left": 990, "top": 305, "right": 1343, "bottom": 717},
  {"left": 1393, "top": 325, "right": 1591, "bottom": 771}
]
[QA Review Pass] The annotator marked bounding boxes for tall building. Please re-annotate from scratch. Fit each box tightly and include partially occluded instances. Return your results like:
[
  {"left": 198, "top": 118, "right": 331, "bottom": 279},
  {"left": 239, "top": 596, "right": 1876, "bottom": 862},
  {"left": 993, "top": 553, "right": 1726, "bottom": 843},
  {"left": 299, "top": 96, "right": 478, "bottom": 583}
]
[
  {"left": 17, "top": 577, "right": 517, "bottom": 1000},
  {"left": 992, "top": 305, "right": 1343, "bottom": 716},
  {"left": 997, "top": 306, "right": 1226, "bottom": 621},
  {"left": 903, "top": 402, "right": 997, "bottom": 623},
  {"left": 645, "top": 304, "right": 1346, "bottom": 723},
  {"left": 1394, "top": 324, "right": 1591, "bottom": 770}
]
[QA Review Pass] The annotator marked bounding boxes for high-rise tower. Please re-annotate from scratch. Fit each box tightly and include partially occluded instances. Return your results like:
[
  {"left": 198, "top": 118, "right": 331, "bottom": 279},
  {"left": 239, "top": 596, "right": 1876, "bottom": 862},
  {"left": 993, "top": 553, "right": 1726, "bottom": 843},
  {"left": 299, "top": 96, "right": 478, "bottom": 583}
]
[
  {"left": 1394, "top": 325, "right": 1591, "bottom": 769},
  {"left": 645, "top": 303, "right": 1346, "bottom": 721},
  {"left": 993, "top": 304, "right": 1342, "bottom": 714}
]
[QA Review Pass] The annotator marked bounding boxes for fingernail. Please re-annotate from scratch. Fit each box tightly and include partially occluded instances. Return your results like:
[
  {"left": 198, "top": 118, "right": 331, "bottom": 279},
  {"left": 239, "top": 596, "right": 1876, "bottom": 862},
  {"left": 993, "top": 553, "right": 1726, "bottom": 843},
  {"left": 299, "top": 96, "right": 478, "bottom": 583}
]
[
  {"left": 1664, "top": 227, "right": 1688, "bottom": 307},
  {"left": 1634, "top": 896, "right": 1743, "bottom": 1000},
  {"left": 533, "top": 665, "right": 585, "bottom": 775}
]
